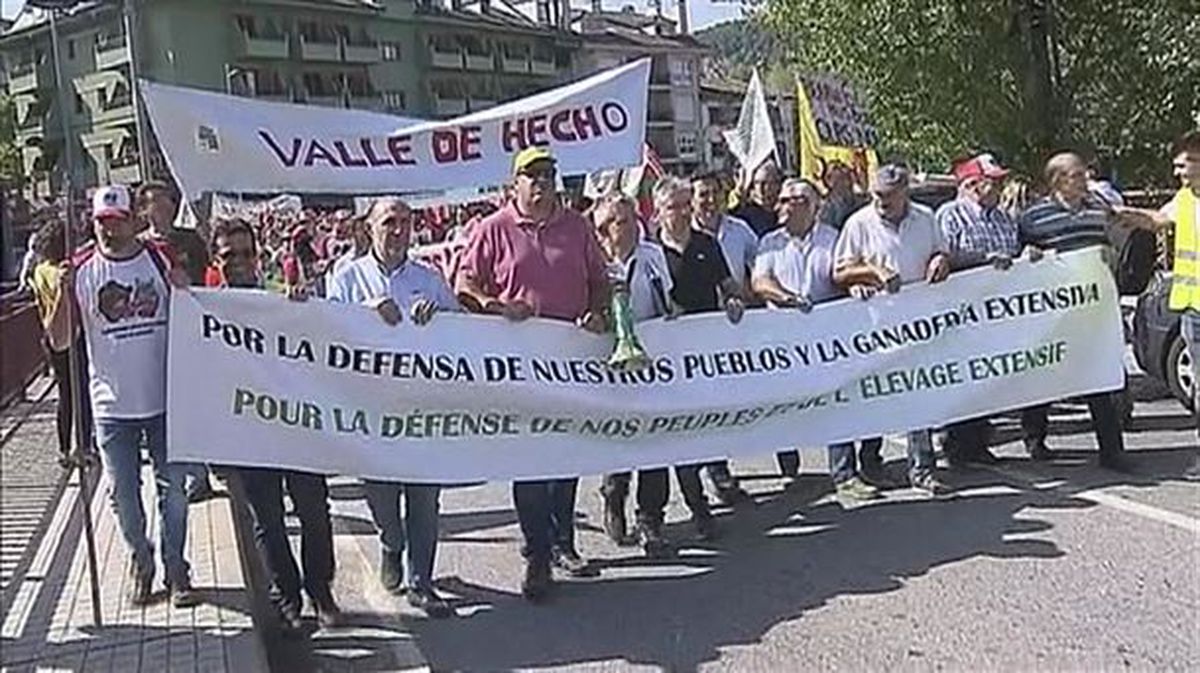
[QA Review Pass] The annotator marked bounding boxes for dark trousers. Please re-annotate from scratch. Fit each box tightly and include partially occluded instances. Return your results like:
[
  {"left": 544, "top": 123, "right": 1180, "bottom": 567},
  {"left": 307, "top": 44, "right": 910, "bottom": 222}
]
[
  {"left": 705, "top": 460, "right": 738, "bottom": 490},
  {"left": 239, "top": 468, "right": 334, "bottom": 608},
  {"left": 945, "top": 417, "right": 992, "bottom": 459},
  {"left": 776, "top": 451, "right": 801, "bottom": 477},
  {"left": 1021, "top": 391, "right": 1125, "bottom": 458},
  {"left": 46, "top": 342, "right": 92, "bottom": 458},
  {"left": 514, "top": 478, "right": 579, "bottom": 563},
  {"left": 601, "top": 464, "right": 710, "bottom": 525}
]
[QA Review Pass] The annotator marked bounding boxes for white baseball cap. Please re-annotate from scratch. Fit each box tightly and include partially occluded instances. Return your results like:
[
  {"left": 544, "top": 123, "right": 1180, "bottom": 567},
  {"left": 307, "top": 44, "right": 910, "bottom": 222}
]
[{"left": 92, "top": 185, "right": 132, "bottom": 219}]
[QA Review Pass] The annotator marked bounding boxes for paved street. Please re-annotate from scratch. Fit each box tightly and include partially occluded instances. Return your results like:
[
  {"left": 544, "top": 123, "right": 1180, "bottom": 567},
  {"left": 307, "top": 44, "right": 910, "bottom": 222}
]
[{"left": 1, "top": 374, "right": 1197, "bottom": 672}]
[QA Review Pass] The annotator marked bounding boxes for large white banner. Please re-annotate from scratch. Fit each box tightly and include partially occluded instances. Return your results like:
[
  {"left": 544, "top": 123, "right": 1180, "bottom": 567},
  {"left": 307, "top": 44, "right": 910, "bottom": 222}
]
[
  {"left": 141, "top": 59, "right": 649, "bottom": 195},
  {"left": 168, "top": 250, "right": 1124, "bottom": 482}
]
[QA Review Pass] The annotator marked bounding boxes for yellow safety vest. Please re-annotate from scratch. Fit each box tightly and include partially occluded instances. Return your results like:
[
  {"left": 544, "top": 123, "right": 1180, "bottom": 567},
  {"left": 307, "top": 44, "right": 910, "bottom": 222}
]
[{"left": 1170, "top": 187, "right": 1200, "bottom": 311}]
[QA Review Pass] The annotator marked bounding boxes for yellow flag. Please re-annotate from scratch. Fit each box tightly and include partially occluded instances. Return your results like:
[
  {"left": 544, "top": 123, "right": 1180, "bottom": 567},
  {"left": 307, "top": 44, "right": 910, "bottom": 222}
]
[{"left": 795, "top": 78, "right": 878, "bottom": 192}]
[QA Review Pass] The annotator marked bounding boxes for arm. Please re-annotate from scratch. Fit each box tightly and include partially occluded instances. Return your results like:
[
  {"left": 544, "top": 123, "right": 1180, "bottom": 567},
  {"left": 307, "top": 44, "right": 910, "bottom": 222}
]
[
  {"left": 833, "top": 261, "right": 888, "bottom": 289},
  {"left": 46, "top": 265, "right": 77, "bottom": 351},
  {"left": 1111, "top": 205, "right": 1172, "bottom": 232}
]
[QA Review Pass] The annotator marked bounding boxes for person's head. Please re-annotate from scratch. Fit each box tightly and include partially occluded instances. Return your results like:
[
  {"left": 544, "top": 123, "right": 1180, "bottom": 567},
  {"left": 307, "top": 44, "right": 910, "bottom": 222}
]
[
  {"left": 365, "top": 197, "right": 413, "bottom": 269},
  {"left": 591, "top": 192, "right": 639, "bottom": 259},
  {"left": 511, "top": 147, "right": 558, "bottom": 216},
  {"left": 822, "top": 161, "right": 854, "bottom": 196},
  {"left": 351, "top": 215, "right": 371, "bottom": 252},
  {"left": 210, "top": 218, "right": 258, "bottom": 287},
  {"left": 749, "top": 161, "right": 782, "bottom": 208},
  {"left": 777, "top": 178, "right": 821, "bottom": 233},
  {"left": 653, "top": 175, "right": 692, "bottom": 236},
  {"left": 691, "top": 170, "right": 726, "bottom": 224},
  {"left": 1171, "top": 131, "right": 1200, "bottom": 192},
  {"left": 869, "top": 164, "right": 911, "bottom": 223},
  {"left": 331, "top": 209, "right": 354, "bottom": 238},
  {"left": 135, "top": 180, "right": 178, "bottom": 234},
  {"left": 1044, "top": 152, "right": 1088, "bottom": 204},
  {"left": 91, "top": 185, "right": 138, "bottom": 252},
  {"left": 952, "top": 153, "right": 1009, "bottom": 208},
  {"left": 34, "top": 218, "right": 66, "bottom": 263}
]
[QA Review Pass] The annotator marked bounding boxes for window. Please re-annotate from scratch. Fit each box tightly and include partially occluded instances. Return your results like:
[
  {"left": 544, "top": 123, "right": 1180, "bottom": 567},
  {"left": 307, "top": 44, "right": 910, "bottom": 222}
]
[
  {"left": 383, "top": 91, "right": 406, "bottom": 111},
  {"left": 672, "top": 91, "right": 696, "bottom": 123},
  {"left": 381, "top": 42, "right": 401, "bottom": 61},
  {"left": 676, "top": 131, "right": 697, "bottom": 156}
]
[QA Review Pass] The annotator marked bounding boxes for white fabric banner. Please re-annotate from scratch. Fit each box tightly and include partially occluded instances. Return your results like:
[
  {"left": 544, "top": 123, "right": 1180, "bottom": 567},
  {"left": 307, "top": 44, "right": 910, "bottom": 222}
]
[
  {"left": 168, "top": 249, "right": 1123, "bottom": 482},
  {"left": 141, "top": 60, "right": 650, "bottom": 196}
]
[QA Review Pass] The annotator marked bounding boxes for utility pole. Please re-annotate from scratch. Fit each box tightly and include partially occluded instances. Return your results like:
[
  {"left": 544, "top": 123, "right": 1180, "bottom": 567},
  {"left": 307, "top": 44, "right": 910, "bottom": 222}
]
[{"left": 122, "top": 0, "right": 152, "bottom": 181}]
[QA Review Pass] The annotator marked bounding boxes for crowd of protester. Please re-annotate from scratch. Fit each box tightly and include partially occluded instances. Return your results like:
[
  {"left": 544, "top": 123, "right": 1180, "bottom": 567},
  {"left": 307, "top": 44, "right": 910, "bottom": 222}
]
[{"left": 19, "top": 130, "right": 1200, "bottom": 635}]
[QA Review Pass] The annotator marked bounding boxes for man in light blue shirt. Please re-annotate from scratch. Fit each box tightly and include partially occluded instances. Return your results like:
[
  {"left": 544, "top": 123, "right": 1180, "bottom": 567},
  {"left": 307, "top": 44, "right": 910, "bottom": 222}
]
[{"left": 326, "top": 197, "right": 457, "bottom": 618}]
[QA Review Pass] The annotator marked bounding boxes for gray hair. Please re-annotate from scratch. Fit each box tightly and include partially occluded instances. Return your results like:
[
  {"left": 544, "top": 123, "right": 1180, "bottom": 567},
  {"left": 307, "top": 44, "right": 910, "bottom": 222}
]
[
  {"left": 591, "top": 191, "right": 637, "bottom": 225},
  {"left": 652, "top": 175, "right": 690, "bottom": 209},
  {"left": 364, "top": 196, "right": 410, "bottom": 226}
]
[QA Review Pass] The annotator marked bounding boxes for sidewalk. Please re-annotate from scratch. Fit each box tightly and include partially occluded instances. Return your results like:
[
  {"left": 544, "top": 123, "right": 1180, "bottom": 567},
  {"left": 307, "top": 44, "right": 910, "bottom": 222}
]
[{"left": 0, "top": 382, "right": 265, "bottom": 672}]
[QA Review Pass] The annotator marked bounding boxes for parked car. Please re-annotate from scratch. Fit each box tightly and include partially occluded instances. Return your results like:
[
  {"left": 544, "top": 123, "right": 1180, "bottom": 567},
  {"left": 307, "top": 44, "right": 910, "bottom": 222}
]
[{"left": 1132, "top": 271, "right": 1195, "bottom": 409}]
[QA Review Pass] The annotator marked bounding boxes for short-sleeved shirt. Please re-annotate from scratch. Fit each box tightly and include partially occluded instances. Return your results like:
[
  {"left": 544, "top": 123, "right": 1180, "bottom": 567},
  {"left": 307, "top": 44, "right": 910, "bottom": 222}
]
[
  {"left": 1018, "top": 195, "right": 1113, "bottom": 253},
  {"left": 327, "top": 254, "right": 459, "bottom": 313},
  {"left": 456, "top": 202, "right": 608, "bottom": 322},
  {"left": 73, "top": 244, "right": 171, "bottom": 420},
  {"left": 936, "top": 197, "right": 1020, "bottom": 269},
  {"left": 702, "top": 215, "right": 758, "bottom": 289},
  {"left": 662, "top": 230, "right": 731, "bottom": 314},
  {"left": 753, "top": 224, "right": 842, "bottom": 304},
  {"left": 835, "top": 202, "right": 946, "bottom": 284},
  {"left": 610, "top": 240, "right": 674, "bottom": 322},
  {"left": 730, "top": 201, "right": 779, "bottom": 237},
  {"left": 31, "top": 260, "right": 64, "bottom": 329}
]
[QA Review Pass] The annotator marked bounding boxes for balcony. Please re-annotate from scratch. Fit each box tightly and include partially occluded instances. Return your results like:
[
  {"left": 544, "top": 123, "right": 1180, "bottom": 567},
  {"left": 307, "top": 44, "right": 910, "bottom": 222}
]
[
  {"left": 501, "top": 55, "right": 529, "bottom": 74},
  {"left": 238, "top": 32, "right": 290, "bottom": 60},
  {"left": 464, "top": 53, "right": 493, "bottom": 72},
  {"left": 530, "top": 58, "right": 555, "bottom": 76},
  {"left": 95, "top": 94, "right": 134, "bottom": 124},
  {"left": 109, "top": 161, "right": 142, "bottom": 185},
  {"left": 8, "top": 63, "right": 40, "bottom": 94},
  {"left": 468, "top": 97, "right": 496, "bottom": 112},
  {"left": 343, "top": 39, "right": 380, "bottom": 64},
  {"left": 305, "top": 94, "right": 344, "bottom": 108},
  {"left": 300, "top": 35, "right": 341, "bottom": 61},
  {"left": 95, "top": 35, "right": 129, "bottom": 70},
  {"left": 431, "top": 47, "right": 464, "bottom": 69},
  {"left": 434, "top": 97, "right": 467, "bottom": 117}
]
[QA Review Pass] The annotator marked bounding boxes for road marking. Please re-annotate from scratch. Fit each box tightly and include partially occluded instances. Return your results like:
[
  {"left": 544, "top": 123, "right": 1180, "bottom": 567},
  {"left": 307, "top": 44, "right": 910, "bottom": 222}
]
[{"left": 982, "top": 464, "right": 1200, "bottom": 535}]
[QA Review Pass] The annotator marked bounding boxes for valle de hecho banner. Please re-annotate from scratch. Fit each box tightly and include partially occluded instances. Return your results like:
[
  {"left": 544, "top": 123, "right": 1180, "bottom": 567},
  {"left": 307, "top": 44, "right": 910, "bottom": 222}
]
[
  {"left": 140, "top": 59, "right": 650, "bottom": 195},
  {"left": 167, "top": 249, "right": 1125, "bottom": 482}
]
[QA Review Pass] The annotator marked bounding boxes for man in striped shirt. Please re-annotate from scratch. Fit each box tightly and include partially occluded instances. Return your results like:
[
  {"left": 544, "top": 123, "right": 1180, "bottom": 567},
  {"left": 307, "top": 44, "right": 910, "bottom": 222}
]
[{"left": 1017, "top": 152, "right": 1133, "bottom": 472}]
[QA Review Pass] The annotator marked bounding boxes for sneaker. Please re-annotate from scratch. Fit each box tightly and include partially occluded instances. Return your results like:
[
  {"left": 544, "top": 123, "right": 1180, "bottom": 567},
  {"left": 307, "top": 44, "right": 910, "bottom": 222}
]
[
  {"left": 521, "top": 559, "right": 553, "bottom": 603},
  {"left": 128, "top": 561, "right": 154, "bottom": 606},
  {"left": 277, "top": 600, "right": 305, "bottom": 636},
  {"left": 910, "top": 472, "right": 950, "bottom": 496},
  {"left": 406, "top": 586, "right": 452, "bottom": 619},
  {"left": 170, "top": 579, "right": 200, "bottom": 608},
  {"left": 379, "top": 550, "right": 403, "bottom": 595},
  {"left": 1099, "top": 454, "right": 1135, "bottom": 474},
  {"left": 693, "top": 514, "right": 718, "bottom": 542},
  {"left": 552, "top": 549, "right": 599, "bottom": 578},
  {"left": 835, "top": 477, "right": 881, "bottom": 502},
  {"left": 636, "top": 522, "right": 673, "bottom": 559},
  {"left": 1026, "top": 439, "right": 1052, "bottom": 461},
  {"left": 312, "top": 591, "right": 344, "bottom": 628},
  {"left": 1185, "top": 454, "right": 1200, "bottom": 482},
  {"left": 601, "top": 493, "right": 629, "bottom": 545}
]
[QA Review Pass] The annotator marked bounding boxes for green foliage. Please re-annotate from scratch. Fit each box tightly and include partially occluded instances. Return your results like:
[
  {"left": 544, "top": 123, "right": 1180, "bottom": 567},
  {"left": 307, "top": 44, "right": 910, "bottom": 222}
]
[
  {"left": 0, "top": 94, "right": 23, "bottom": 186},
  {"left": 695, "top": 15, "right": 783, "bottom": 82},
  {"left": 759, "top": 0, "right": 1200, "bottom": 186}
]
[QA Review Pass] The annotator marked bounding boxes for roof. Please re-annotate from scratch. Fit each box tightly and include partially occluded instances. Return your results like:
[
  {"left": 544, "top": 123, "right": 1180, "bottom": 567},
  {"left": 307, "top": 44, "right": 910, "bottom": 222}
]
[
  {"left": 417, "top": 3, "right": 578, "bottom": 41},
  {"left": 581, "top": 27, "right": 708, "bottom": 53}
]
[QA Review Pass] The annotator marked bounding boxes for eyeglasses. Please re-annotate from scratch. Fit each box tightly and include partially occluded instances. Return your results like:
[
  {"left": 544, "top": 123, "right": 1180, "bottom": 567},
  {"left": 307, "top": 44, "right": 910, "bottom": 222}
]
[{"left": 778, "top": 196, "right": 811, "bottom": 205}]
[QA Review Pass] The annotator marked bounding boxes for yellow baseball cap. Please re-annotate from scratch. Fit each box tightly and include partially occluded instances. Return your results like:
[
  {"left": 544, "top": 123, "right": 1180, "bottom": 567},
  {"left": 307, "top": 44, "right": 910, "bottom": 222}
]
[{"left": 512, "top": 146, "right": 556, "bottom": 175}]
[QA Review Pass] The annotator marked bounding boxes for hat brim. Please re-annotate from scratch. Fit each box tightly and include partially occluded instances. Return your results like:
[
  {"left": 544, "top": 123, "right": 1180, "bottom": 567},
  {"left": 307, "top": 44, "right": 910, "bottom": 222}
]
[{"left": 93, "top": 208, "right": 130, "bottom": 220}]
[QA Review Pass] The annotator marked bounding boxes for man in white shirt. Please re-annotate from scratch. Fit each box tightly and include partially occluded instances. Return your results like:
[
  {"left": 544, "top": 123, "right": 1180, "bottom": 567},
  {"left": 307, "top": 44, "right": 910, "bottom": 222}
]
[
  {"left": 752, "top": 179, "right": 881, "bottom": 502},
  {"left": 47, "top": 185, "right": 196, "bottom": 607},
  {"left": 690, "top": 171, "right": 758, "bottom": 505},
  {"left": 833, "top": 164, "right": 952, "bottom": 496},
  {"left": 326, "top": 197, "right": 457, "bottom": 618}
]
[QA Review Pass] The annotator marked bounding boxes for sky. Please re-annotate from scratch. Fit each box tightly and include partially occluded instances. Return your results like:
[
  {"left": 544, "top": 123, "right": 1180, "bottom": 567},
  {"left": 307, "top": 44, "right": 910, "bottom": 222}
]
[{"left": 1, "top": 0, "right": 744, "bottom": 30}]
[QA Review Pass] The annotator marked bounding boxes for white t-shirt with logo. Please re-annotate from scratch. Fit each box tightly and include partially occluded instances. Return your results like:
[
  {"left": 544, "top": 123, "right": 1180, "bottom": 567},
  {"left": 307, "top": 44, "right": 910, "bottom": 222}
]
[
  {"left": 835, "top": 202, "right": 947, "bottom": 284},
  {"left": 74, "top": 246, "right": 170, "bottom": 420},
  {"left": 610, "top": 241, "right": 675, "bottom": 322}
]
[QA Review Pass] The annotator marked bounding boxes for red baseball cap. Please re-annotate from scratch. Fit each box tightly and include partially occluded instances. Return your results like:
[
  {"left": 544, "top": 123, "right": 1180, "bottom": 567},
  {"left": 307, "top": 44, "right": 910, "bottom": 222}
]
[{"left": 952, "top": 153, "right": 1009, "bottom": 182}]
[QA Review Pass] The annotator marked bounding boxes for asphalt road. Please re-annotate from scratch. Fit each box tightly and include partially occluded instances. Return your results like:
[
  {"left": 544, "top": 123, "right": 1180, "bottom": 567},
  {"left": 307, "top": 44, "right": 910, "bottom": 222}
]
[{"left": 289, "top": 372, "right": 1199, "bottom": 672}]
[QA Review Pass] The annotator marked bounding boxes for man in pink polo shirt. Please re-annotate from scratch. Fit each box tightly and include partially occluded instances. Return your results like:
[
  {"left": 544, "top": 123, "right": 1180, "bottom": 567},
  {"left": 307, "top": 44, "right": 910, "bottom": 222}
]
[{"left": 457, "top": 147, "right": 609, "bottom": 603}]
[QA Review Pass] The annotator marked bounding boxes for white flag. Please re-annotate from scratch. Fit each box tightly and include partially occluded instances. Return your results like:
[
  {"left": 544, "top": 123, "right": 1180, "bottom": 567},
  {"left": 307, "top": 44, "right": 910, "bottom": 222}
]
[{"left": 722, "top": 69, "right": 778, "bottom": 174}]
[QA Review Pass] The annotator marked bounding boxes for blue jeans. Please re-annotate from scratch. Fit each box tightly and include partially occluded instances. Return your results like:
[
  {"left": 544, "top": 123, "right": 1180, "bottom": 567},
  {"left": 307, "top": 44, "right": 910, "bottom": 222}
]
[
  {"left": 95, "top": 414, "right": 190, "bottom": 586},
  {"left": 513, "top": 478, "right": 579, "bottom": 564},
  {"left": 1183, "top": 310, "right": 1200, "bottom": 437},
  {"left": 363, "top": 481, "right": 440, "bottom": 591},
  {"left": 859, "top": 431, "right": 936, "bottom": 479}
]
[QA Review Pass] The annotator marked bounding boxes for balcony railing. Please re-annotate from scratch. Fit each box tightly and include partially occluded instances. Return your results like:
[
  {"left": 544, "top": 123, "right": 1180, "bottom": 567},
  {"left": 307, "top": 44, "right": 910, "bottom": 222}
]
[
  {"left": 8, "top": 64, "right": 40, "bottom": 93},
  {"left": 530, "top": 58, "right": 555, "bottom": 76},
  {"left": 434, "top": 97, "right": 467, "bottom": 117},
  {"left": 343, "top": 39, "right": 380, "bottom": 63},
  {"left": 464, "top": 53, "right": 493, "bottom": 71},
  {"left": 299, "top": 35, "right": 341, "bottom": 61},
  {"left": 238, "top": 32, "right": 290, "bottom": 59},
  {"left": 109, "top": 161, "right": 142, "bottom": 185},
  {"left": 431, "top": 47, "right": 464, "bottom": 69},
  {"left": 95, "top": 35, "right": 129, "bottom": 70},
  {"left": 468, "top": 97, "right": 496, "bottom": 112},
  {"left": 500, "top": 55, "right": 529, "bottom": 74}
]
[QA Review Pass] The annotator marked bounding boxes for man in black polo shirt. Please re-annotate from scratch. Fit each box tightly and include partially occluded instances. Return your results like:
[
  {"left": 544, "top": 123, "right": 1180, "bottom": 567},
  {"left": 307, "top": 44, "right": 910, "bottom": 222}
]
[
  {"left": 655, "top": 175, "right": 745, "bottom": 539},
  {"left": 1017, "top": 152, "right": 1133, "bottom": 472}
]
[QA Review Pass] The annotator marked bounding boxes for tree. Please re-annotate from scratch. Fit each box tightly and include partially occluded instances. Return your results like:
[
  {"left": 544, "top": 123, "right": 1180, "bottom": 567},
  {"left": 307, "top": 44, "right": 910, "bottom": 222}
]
[
  {"left": 764, "top": 0, "right": 1200, "bottom": 185},
  {"left": 0, "top": 94, "right": 23, "bottom": 187}
]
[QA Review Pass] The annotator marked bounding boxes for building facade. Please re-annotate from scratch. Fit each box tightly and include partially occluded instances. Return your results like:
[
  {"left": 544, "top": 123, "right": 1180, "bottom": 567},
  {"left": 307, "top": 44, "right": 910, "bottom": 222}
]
[
  {"left": 2, "top": 0, "right": 578, "bottom": 200},
  {"left": 699, "top": 78, "right": 796, "bottom": 177}
]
